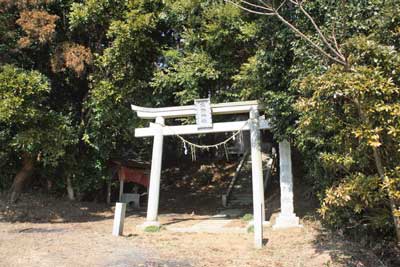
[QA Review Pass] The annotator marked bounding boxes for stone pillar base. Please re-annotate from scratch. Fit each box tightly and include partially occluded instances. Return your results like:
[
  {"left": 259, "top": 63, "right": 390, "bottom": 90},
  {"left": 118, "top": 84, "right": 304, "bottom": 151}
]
[
  {"left": 272, "top": 213, "right": 302, "bottom": 229},
  {"left": 137, "top": 221, "right": 161, "bottom": 230}
]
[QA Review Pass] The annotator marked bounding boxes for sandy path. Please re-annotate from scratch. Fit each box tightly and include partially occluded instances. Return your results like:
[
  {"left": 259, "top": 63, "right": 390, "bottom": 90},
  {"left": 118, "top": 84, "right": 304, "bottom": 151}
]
[
  {"left": 0, "top": 220, "right": 191, "bottom": 267},
  {"left": 0, "top": 192, "right": 389, "bottom": 267},
  {"left": 0, "top": 215, "right": 386, "bottom": 267}
]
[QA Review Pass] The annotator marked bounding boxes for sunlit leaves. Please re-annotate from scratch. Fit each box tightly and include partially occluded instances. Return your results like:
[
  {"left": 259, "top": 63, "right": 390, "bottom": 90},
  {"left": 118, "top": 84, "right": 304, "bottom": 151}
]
[
  {"left": 320, "top": 170, "right": 400, "bottom": 231},
  {"left": 151, "top": 51, "right": 220, "bottom": 105},
  {"left": 151, "top": 0, "right": 258, "bottom": 106},
  {"left": 0, "top": 65, "right": 49, "bottom": 122},
  {"left": 295, "top": 37, "right": 400, "bottom": 238},
  {"left": 0, "top": 65, "right": 76, "bottom": 165}
]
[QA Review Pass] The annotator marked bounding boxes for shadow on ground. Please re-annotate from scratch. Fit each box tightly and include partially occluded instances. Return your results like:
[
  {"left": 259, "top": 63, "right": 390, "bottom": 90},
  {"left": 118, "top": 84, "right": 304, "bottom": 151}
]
[
  {"left": 310, "top": 225, "right": 390, "bottom": 267},
  {"left": 0, "top": 192, "right": 115, "bottom": 223}
]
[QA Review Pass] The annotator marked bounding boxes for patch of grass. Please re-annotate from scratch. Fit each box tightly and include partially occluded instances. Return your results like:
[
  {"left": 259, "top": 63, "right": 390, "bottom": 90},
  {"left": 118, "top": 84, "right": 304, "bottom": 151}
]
[
  {"left": 144, "top": 225, "right": 161, "bottom": 233},
  {"left": 247, "top": 225, "right": 254, "bottom": 233},
  {"left": 242, "top": 213, "right": 253, "bottom": 222}
]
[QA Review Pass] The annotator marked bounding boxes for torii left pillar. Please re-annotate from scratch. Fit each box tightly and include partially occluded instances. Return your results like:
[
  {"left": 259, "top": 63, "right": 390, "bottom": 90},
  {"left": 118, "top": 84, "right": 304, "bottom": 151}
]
[{"left": 142, "top": 116, "right": 164, "bottom": 227}]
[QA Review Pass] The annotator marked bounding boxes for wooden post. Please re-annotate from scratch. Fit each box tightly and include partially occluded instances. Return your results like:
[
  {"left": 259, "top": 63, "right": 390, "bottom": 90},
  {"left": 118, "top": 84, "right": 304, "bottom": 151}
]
[
  {"left": 66, "top": 176, "right": 75, "bottom": 201},
  {"left": 273, "top": 140, "right": 300, "bottom": 229},
  {"left": 107, "top": 177, "right": 111, "bottom": 205},
  {"left": 145, "top": 116, "right": 164, "bottom": 226},
  {"left": 249, "top": 108, "right": 264, "bottom": 248},
  {"left": 119, "top": 180, "right": 124, "bottom": 202}
]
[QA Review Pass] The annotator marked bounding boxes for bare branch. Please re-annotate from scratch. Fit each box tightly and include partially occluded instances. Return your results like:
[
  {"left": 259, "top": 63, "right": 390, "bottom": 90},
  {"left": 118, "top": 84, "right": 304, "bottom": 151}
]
[
  {"left": 275, "top": 0, "right": 288, "bottom": 12},
  {"left": 274, "top": 12, "right": 347, "bottom": 65},
  {"left": 296, "top": 3, "right": 345, "bottom": 61},
  {"left": 256, "top": 0, "right": 272, "bottom": 7},
  {"left": 289, "top": 0, "right": 301, "bottom": 5},
  {"left": 226, "top": 0, "right": 348, "bottom": 66},
  {"left": 240, "top": 0, "right": 273, "bottom": 12},
  {"left": 331, "top": 24, "right": 342, "bottom": 56},
  {"left": 226, "top": 1, "right": 275, "bottom": 16}
]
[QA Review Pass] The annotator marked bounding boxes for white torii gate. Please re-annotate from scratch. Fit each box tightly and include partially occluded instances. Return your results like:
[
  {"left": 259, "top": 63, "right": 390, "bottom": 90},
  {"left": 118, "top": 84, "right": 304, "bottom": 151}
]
[{"left": 129, "top": 100, "right": 300, "bottom": 248}]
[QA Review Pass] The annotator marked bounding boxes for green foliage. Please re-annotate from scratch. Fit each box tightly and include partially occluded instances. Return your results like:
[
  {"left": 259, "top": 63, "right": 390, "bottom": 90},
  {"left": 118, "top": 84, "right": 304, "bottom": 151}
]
[
  {"left": 344, "top": 36, "right": 400, "bottom": 85},
  {"left": 242, "top": 213, "right": 253, "bottom": 222},
  {"left": 144, "top": 225, "right": 161, "bottom": 232},
  {"left": 81, "top": 0, "right": 163, "bottom": 162},
  {"left": 69, "top": 0, "right": 124, "bottom": 29},
  {"left": 233, "top": 40, "right": 295, "bottom": 139},
  {"left": 0, "top": 65, "right": 76, "bottom": 166},
  {"left": 151, "top": 0, "right": 259, "bottom": 105},
  {"left": 295, "top": 36, "right": 400, "bottom": 240},
  {"left": 0, "top": 65, "right": 49, "bottom": 122},
  {"left": 151, "top": 51, "right": 220, "bottom": 105},
  {"left": 319, "top": 172, "right": 397, "bottom": 239}
]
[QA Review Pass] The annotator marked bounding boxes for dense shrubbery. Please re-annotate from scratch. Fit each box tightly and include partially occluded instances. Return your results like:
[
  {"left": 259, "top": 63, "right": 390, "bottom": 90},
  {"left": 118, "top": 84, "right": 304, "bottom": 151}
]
[
  {"left": 293, "top": 27, "right": 400, "bottom": 245},
  {"left": 320, "top": 172, "right": 400, "bottom": 239}
]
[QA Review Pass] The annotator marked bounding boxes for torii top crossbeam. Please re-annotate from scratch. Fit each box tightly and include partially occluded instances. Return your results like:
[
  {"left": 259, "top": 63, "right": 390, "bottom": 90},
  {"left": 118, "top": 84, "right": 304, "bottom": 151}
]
[
  {"left": 131, "top": 100, "right": 262, "bottom": 119},
  {"left": 131, "top": 100, "right": 270, "bottom": 137}
]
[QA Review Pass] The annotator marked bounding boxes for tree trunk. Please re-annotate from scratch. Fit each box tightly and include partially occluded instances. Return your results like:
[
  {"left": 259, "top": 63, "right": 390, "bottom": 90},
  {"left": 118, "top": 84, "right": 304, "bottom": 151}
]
[
  {"left": 9, "top": 153, "right": 34, "bottom": 203},
  {"left": 66, "top": 176, "right": 75, "bottom": 201},
  {"left": 372, "top": 147, "right": 400, "bottom": 246},
  {"left": 106, "top": 177, "right": 111, "bottom": 205}
]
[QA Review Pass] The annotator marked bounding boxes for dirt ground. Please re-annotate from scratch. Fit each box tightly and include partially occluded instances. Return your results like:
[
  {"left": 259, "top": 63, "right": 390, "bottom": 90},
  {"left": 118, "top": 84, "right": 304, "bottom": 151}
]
[{"left": 0, "top": 191, "right": 391, "bottom": 267}]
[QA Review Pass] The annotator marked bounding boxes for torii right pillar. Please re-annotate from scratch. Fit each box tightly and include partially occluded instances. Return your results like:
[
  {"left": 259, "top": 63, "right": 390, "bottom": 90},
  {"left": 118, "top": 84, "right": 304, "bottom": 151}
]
[{"left": 273, "top": 140, "right": 301, "bottom": 229}]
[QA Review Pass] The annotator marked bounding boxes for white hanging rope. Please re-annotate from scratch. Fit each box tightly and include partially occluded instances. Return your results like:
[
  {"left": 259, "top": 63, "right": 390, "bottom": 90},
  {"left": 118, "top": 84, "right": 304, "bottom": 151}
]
[
  {"left": 154, "top": 120, "right": 249, "bottom": 161},
  {"left": 155, "top": 120, "right": 248, "bottom": 149}
]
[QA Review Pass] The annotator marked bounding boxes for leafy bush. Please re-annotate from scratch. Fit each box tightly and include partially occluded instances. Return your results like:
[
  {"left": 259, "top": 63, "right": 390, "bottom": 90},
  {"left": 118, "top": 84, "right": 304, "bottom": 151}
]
[
  {"left": 0, "top": 65, "right": 77, "bottom": 166},
  {"left": 319, "top": 173, "right": 397, "bottom": 240},
  {"left": 295, "top": 37, "right": 400, "bottom": 242}
]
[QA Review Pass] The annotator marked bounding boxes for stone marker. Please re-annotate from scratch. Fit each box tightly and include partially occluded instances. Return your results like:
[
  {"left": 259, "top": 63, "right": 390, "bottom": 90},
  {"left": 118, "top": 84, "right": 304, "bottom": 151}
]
[
  {"left": 112, "top": 202, "right": 127, "bottom": 236},
  {"left": 273, "top": 141, "right": 301, "bottom": 229}
]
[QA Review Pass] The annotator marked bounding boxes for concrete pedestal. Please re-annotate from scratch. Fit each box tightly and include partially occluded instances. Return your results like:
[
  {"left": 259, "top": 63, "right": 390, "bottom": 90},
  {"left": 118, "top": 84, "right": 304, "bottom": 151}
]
[{"left": 273, "top": 214, "right": 301, "bottom": 229}]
